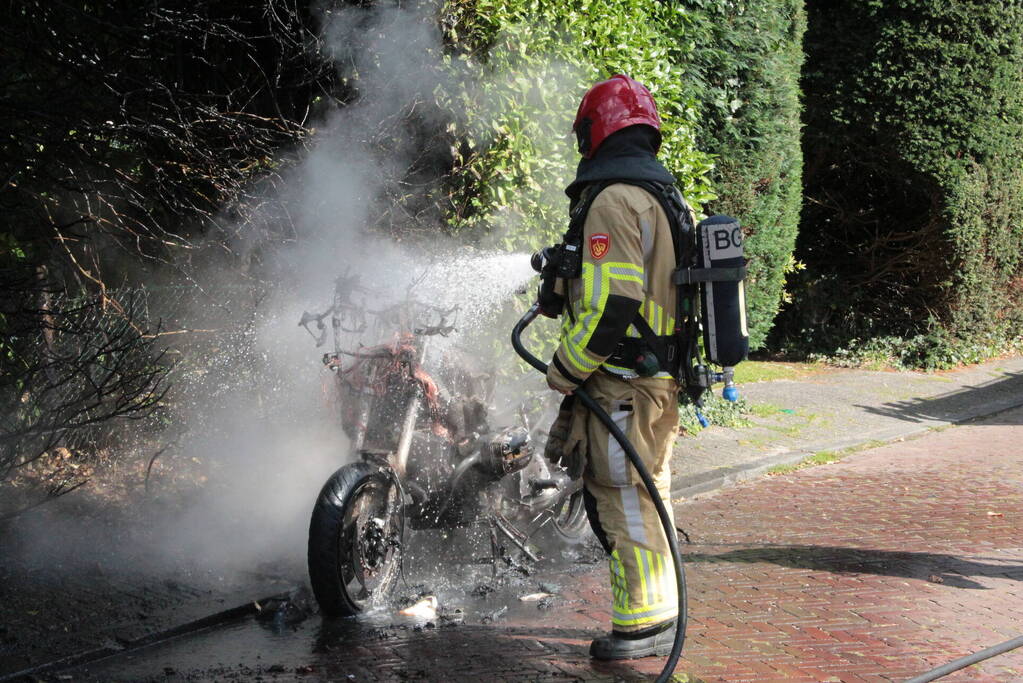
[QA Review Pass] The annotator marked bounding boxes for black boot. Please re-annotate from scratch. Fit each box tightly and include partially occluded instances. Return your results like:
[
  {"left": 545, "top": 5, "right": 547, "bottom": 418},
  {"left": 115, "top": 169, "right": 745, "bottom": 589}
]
[{"left": 589, "top": 622, "right": 677, "bottom": 660}]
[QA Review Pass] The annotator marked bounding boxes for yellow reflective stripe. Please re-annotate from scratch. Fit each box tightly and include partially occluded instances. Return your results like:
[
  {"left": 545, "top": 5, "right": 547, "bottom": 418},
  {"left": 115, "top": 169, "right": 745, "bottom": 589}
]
[
  {"left": 562, "top": 263, "right": 608, "bottom": 369},
  {"left": 612, "top": 602, "right": 677, "bottom": 626},
  {"left": 633, "top": 546, "right": 648, "bottom": 607},
  {"left": 658, "top": 548, "right": 666, "bottom": 601},
  {"left": 613, "top": 599, "right": 676, "bottom": 616},
  {"left": 562, "top": 340, "right": 601, "bottom": 374},
  {"left": 605, "top": 261, "right": 644, "bottom": 279},
  {"left": 647, "top": 550, "right": 656, "bottom": 606},
  {"left": 627, "top": 298, "right": 671, "bottom": 336},
  {"left": 606, "top": 262, "right": 644, "bottom": 288},
  {"left": 611, "top": 548, "right": 678, "bottom": 626},
  {"left": 602, "top": 361, "right": 634, "bottom": 373},
  {"left": 610, "top": 550, "right": 629, "bottom": 611}
]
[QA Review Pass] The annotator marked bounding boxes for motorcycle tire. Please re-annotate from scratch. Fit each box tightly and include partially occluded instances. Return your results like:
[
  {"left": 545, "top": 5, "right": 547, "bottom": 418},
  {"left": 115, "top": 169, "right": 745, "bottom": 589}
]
[
  {"left": 308, "top": 461, "right": 403, "bottom": 617},
  {"left": 545, "top": 488, "right": 590, "bottom": 543}
]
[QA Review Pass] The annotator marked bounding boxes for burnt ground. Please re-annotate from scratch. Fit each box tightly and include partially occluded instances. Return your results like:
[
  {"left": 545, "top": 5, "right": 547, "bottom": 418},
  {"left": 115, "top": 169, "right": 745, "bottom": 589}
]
[
  {"left": 0, "top": 492, "right": 599, "bottom": 681},
  {"left": 0, "top": 528, "right": 297, "bottom": 678}
]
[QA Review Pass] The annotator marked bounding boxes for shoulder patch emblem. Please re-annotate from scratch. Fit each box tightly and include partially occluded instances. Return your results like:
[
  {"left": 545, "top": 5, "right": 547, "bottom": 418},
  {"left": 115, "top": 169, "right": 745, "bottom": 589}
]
[{"left": 590, "top": 233, "right": 610, "bottom": 260}]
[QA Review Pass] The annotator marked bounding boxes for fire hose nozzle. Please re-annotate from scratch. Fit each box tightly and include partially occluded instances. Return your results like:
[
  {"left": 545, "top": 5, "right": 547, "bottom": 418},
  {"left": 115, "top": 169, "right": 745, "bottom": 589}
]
[{"left": 531, "top": 247, "right": 558, "bottom": 273}]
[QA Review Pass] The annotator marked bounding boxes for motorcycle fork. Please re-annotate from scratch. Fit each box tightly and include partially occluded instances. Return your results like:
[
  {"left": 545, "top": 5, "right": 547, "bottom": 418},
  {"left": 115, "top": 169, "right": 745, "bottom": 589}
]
[
  {"left": 351, "top": 364, "right": 378, "bottom": 454},
  {"left": 392, "top": 393, "right": 420, "bottom": 477},
  {"left": 391, "top": 336, "right": 429, "bottom": 478}
]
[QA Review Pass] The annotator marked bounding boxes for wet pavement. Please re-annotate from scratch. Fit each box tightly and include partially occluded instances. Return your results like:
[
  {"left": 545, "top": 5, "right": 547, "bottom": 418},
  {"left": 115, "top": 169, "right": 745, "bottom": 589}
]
[
  {"left": 57, "top": 405, "right": 1023, "bottom": 682},
  {"left": 60, "top": 536, "right": 677, "bottom": 682}
]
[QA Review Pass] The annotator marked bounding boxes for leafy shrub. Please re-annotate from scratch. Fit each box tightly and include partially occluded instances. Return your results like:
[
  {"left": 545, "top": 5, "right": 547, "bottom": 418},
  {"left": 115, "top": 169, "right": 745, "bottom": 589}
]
[
  {"left": 439, "top": 1, "right": 806, "bottom": 349},
  {"left": 679, "top": 393, "right": 751, "bottom": 436},
  {"left": 778, "top": 1, "right": 1023, "bottom": 363},
  {"left": 809, "top": 329, "right": 1023, "bottom": 372},
  {"left": 440, "top": 0, "right": 717, "bottom": 251}
]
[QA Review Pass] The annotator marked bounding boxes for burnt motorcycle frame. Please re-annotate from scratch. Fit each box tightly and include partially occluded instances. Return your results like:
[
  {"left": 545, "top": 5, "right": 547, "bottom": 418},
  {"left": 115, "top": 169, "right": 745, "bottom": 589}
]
[{"left": 303, "top": 274, "right": 586, "bottom": 616}]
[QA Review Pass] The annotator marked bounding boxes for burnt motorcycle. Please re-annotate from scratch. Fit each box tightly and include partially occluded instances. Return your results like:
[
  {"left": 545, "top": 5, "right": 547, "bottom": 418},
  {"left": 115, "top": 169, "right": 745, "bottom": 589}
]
[{"left": 301, "top": 273, "right": 587, "bottom": 616}]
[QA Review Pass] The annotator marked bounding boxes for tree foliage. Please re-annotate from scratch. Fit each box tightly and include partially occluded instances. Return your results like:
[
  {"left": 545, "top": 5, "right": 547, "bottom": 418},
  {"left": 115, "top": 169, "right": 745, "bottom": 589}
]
[
  {"left": 439, "top": 0, "right": 717, "bottom": 251},
  {"left": 0, "top": 274, "right": 169, "bottom": 518},
  {"left": 1, "top": 0, "right": 327, "bottom": 275},
  {"left": 0, "top": 0, "right": 331, "bottom": 508}
]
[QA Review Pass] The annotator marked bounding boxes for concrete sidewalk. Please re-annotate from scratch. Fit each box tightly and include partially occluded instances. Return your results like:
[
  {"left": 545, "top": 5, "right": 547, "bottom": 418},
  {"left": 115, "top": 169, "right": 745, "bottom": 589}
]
[{"left": 670, "top": 356, "right": 1023, "bottom": 498}]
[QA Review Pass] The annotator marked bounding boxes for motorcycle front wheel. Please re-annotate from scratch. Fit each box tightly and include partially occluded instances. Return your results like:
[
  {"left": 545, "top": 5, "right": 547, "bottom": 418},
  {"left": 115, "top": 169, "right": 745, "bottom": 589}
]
[{"left": 307, "top": 462, "right": 403, "bottom": 616}]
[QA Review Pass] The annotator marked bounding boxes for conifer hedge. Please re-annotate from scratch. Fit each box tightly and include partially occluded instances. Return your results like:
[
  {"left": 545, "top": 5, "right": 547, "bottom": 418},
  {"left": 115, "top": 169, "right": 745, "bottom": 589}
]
[
  {"left": 440, "top": 0, "right": 806, "bottom": 350},
  {"left": 783, "top": 1, "right": 1023, "bottom": 365},
  {"left": 682, "top": 0, "right": 806, "bottom": 350}
]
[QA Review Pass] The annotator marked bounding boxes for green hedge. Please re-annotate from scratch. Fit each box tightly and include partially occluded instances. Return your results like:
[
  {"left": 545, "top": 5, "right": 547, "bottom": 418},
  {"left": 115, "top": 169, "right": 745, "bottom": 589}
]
[
  {"left": 439, "top": 0, "right": 805, "bottom": 350},
  {"left": 780, "top": 1, "right": 1023, "bottom": 363},
  {"left": 682, "top": 1, "right": 806, "bottom": 351}
]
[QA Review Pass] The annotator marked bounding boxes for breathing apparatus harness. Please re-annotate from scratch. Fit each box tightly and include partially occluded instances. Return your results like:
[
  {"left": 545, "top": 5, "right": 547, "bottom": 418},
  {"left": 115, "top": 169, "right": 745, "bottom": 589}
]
[{"left": 531, "top": 178, "right": 749, "bottom": 412}]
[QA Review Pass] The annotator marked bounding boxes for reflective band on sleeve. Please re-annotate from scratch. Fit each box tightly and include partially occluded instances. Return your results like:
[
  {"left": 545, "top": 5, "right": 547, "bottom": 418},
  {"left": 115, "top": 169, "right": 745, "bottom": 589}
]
[
  {"left": 570, "top": 263, "right": 605, "bottom": 349},
  {"left": 562, "top": 340, "right": 601, "bottom": 374},
  {"left": 559, "top": 263, "right": 608, "bottom": 373},
  {"left": 607, "top": 262, "right": 644, "bottom": 285}
]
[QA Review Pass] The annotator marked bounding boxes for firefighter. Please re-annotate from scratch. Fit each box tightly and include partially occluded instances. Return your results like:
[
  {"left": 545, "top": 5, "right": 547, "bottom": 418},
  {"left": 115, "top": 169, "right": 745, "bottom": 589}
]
[{"left": 544, "top": 74, "right": 689, "bottom": 660}]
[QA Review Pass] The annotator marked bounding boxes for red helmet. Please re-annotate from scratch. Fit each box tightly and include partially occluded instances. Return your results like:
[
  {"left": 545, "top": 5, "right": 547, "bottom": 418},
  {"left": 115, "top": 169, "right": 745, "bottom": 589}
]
[{"left": 572, "top": 74, "right": 661, "bottom": 158}]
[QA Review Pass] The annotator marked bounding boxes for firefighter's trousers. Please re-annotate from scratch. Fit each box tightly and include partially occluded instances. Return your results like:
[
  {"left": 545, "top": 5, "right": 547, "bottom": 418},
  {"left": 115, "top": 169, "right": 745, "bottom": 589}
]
[{"left": 572, "top": 371, "right": 679, "bottom": 633}]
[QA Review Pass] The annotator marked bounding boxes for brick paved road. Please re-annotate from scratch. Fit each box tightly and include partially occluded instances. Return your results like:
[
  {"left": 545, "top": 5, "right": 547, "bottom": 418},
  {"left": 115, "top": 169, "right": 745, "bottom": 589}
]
[
  {"left": 653, "top": 405, "right": 1023, "bottom": 682},
  {"left": 69, "top": 407, "right": 1023, "bottom": 682}
]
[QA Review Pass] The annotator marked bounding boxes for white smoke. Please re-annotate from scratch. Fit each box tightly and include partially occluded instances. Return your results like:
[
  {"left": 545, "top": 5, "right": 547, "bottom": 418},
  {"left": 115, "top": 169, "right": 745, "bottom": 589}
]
[
  {"left": 135, "top": 0, "right": 543, "bottom": 571},
  {"left": 4, "top": 0, "right": 561, "bottom": 579}
]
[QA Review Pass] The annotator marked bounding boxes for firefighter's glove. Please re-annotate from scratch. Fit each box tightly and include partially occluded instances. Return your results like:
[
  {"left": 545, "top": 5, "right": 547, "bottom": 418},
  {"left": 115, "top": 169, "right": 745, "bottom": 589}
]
[{"left": 544, "top": 395, "right": 586, "bottom": 479}]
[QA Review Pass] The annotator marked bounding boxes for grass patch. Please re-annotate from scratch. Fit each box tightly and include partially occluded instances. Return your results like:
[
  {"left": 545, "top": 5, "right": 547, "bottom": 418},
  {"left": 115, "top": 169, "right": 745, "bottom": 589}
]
[
  {"left": 733, "top": 360, "right": 822, "bottom": 383},
  {"left": 765, "top": 423, "right": 807, "bottom": 437},
  {"left": 766, "top": 440, "right": 889, "bottom": 475},
  {"left": 749, "top": 401, "right": 783, "bottom": 417},
  {"left": 766, "top": 461, "right": 802, "bottom": 475},
  {"left": 767, "top": 450, "right": 840, "bottom": 475},
  {"left": 805, "top": 450, "right": 841, "bottom": 466}
]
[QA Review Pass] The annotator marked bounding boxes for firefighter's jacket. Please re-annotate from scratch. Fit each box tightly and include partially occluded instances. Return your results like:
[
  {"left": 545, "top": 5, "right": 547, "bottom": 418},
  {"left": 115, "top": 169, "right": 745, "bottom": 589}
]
[{"left": 547, "top": 183, "right": 688, "bottom": 392}]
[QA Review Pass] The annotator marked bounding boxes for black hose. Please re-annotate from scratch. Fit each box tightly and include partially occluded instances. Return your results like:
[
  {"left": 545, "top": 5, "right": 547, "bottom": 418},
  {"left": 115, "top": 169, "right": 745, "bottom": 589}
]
[
  {"left": 904, "top": 634, "right": 1023, "bottom": 683},
  {"left": 512, "top": 303, "right": 687, "bottom": 683}
]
